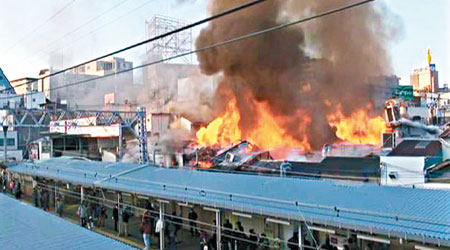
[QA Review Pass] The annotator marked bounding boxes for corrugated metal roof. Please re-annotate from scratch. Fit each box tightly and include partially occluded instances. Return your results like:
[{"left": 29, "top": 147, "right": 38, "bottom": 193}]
[
  {"left": 0, "top": 193, "right": 134, "bottom": 249},
  {"left": 0, "top": 68, "right": 14, "bottom": 94},
  {"left": 9, "top": 158, "right": 450, "bottom": 246},
  {"left": 288, "top": 156, "right": 380, "bottom": 178}
]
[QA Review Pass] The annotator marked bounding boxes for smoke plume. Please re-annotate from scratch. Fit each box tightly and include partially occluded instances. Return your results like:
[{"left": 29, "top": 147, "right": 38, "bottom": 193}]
[{"left": 195, "top": 0, "right": 396, "bottom": 149}]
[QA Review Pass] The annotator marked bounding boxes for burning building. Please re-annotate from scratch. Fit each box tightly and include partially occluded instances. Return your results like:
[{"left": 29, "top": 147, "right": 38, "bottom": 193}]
[{"left": 192, "top": 0, "right": 395, "bottom": 154}]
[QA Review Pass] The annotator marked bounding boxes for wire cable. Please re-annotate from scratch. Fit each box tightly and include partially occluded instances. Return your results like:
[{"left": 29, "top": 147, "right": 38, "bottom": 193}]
[
  {"left": 0, "top": 0, "right": 77, "bottom": 55},
  {"left": 10, "top": 0, "right": 132, "bottom": 66},
  {"left": 4, "top": 0, "right": 268, "bottom": 93},
  {"left": 21, "top": 0, "right": 159, "bottom": 69},
  {"left": 1, "top": 0, "right": 373, "bottom": 102}
]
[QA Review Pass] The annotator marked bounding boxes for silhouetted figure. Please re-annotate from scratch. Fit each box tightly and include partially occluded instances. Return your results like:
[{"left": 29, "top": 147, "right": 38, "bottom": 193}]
[
  {"left": 288, "top": 232, "right": 300, "bottom": 250},
  {"left": 188, "top": 208, "right": 199, "bottom": 236},
  {"left": 113, "top": 204, "right": 119, "bottom": 232}
]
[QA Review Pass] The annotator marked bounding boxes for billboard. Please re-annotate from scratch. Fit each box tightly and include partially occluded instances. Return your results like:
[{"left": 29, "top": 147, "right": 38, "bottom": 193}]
[{"left": 395, "top": 85, "right": 414, "bottom": 101}]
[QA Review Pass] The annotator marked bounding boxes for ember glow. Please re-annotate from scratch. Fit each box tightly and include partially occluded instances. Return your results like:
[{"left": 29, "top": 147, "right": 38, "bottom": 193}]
[
  {"left": 195, "top": 160, "right": 213, "bottom": 169},
  {"left": 327, "top": 106, "right": 387, "bottom": 145},
  {"left": 195, "top": 95, "right": 311, "bottom": 152}
]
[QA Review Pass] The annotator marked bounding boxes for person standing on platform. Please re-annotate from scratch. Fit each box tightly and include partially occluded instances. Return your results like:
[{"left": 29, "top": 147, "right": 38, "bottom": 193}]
[{"left": 113, "top": 203, "right": 119, "bottom": 232}]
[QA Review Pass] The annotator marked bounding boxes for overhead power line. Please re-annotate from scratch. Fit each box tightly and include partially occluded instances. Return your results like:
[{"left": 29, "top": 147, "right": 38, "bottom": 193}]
[
  {"left": 0, "top": 0, "right": 77, "bottom": 55},
  {"left": 10, "top": 0, "right": 131, "bottom": 65},
  {"left": 2, "top": 0, "right": 374, "bottom": 101},
  {"left": 22, "top": 0, "right": 159, "bottom": 69},
  {"left": 5, "top": 0, "right": 268, "bottom": 93}
]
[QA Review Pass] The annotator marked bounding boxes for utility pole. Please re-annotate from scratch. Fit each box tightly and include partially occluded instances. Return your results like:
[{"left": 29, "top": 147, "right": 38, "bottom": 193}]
[{"left": 118, "top": 123, "right": 123, "bottom": 162}]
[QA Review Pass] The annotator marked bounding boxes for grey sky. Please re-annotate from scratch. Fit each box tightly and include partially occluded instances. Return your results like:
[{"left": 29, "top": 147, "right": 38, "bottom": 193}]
[{"left": 0, "top": 0, "right": 448, "bottom": 86}]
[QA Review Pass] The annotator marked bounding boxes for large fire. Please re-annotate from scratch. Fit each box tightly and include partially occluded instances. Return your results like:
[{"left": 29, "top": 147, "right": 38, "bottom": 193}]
[
  {"left": 195, "top": 96, "right": 311, "bottom": 152},
  {"left": 327, "top": 105, "right": 387, "bottom": 145},
  {"left": 196, "top": 97, "right": 386, "bottom": 152}
]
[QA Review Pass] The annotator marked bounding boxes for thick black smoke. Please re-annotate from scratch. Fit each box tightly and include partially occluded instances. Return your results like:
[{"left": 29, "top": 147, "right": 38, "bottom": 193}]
[{"left": 196, "top": 0, "right": 396, "bottom": 149}]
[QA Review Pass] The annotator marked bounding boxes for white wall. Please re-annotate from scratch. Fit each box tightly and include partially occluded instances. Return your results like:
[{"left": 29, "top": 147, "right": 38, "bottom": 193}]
[
  {"left": 0, "top": 93, "right": 21, "bottom": 109},
  {"left": 0, "top": 150, "right": 23, "bottom": 161},
  {"left": 441, "top": 139, "right": 450, "bottom": 161},
  {"left": 50, "top": 120, "right": 119, "bottom": 137},
  {"left": 25, "top": 92, "right": 45, "bottom": 109},
  {"left": 407, "top": 106, "right": 429, "bottom": 121},
  {"left": 149, "top": 114, "right": 170, "bottom": 135},
  {"left": 380, "top": 156, "right": 425, "bottom": 186}
]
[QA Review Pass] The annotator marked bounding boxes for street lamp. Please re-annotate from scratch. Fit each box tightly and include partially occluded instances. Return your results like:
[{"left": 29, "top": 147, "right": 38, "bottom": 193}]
[{"left": 2, "top": 118, "right": 8, "bottom": 165}]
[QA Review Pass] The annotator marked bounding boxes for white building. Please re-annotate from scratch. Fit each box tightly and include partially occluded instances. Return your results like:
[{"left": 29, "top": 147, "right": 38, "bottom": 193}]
[
  {"left": 411, "top": 64, "right": 439, "bottom": 93},
  {"left": 10, "top": 77, "right": 38, "bottom": 95},
  {"left": 73, "top": 57, "right": 133, "bottom": 77},
  {"left": 38, "top": 57, "right": 134, "bottom": 108},
  {"left": 380, "top": 139, "right": 443, "bottom": 186}
]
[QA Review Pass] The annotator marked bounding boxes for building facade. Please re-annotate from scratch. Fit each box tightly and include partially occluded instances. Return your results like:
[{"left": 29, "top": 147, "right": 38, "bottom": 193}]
[
  {"left": 411, "top": 65, "right": 439, "bottom": 94},
  {"left": 38, "top": 57, "right": 134, "bottom": 108}
]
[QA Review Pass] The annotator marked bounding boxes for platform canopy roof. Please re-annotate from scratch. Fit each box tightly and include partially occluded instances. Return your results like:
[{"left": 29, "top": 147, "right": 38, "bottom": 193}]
[
  {"left": 8, "top": 157, "right": 450, "bottom": 246},
  {"left": 0, "top": 193, "right": 134, "bottom": 249}
]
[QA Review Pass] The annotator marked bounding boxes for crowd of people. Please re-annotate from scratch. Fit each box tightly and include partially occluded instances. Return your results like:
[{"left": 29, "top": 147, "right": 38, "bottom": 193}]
[
  {"left": 1, "top": 169, "right": 22, "bottom": 199},
  {"left": 0, "top": 175, "right": 348, "bottom": 250},
  {"left": 76, "top": 200, "right": 303, "bottom": 250},
  {"left": 76, "top": 200, "right": 122, "bottom": 233},
  {"left": 209, "top": 219, "right": 273, "bottom": 250},
  {"left": 32, "top": 186, "right": 50, "bottom": 210},
  {"left": 0, "top": 172, "right": 387, "bottom": 250}
]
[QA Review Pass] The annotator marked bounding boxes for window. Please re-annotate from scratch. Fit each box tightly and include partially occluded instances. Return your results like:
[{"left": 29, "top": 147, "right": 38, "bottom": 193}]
[
  {"left": 42, "top": 144, "right": 50, "bottom": 153},
  {"left": 0, "top": 138, "right": 16, "bottom": 146}
]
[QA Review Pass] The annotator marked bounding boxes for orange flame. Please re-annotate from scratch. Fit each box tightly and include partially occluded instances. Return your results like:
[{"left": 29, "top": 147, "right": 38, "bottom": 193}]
[
  {"left": 195, "top": 160, "right": 213, "bottom": 169},
  {"left": 196, "top": 95, "right": 311, "bottom": 152},
  {"left": 327, "top": 105, "right": 386, "bottom": 145},
  {"left": 195, "top": 98, "right": 242, "bottom": 147}
]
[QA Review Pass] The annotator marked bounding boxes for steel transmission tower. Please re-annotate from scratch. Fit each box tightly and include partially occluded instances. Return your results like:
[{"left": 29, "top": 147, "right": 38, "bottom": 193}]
[
  {"left": 146, "top": 15, "right": 193, "bottom": 64},
  {"left": 136, "top": 107, "right": 149, "bottom": 164}
]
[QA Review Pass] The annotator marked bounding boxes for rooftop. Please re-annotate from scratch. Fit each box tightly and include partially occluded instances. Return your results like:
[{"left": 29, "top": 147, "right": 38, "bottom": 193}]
[
  {"left": 0, "top": 194, "right": 134, "bottom": 249},
  {"left": 8, "top": 157, "right": 450, "bottom": 246},
  {"left": 388, "top": 139, "right": 442, "bottom": 157}
]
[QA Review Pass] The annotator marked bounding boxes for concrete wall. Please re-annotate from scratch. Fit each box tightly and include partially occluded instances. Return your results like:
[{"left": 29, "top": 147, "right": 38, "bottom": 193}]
[
  {"left": 407, "top": 106, "right": 429, "bottom": 121},
  {"left": 441, "top": 139, "right": 450, "bottom": 161},
  {"left": 380, "top": 156, "right": 425, "bottom": 186}
]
